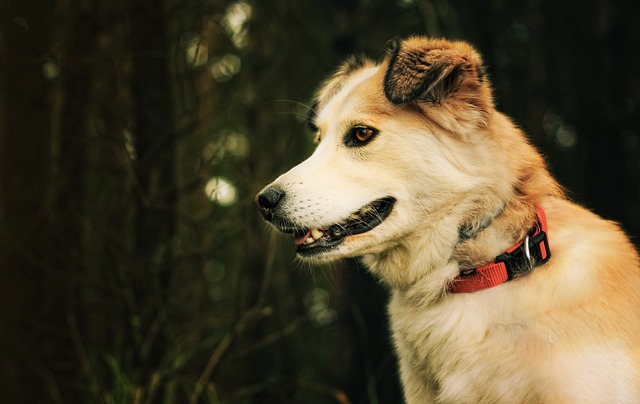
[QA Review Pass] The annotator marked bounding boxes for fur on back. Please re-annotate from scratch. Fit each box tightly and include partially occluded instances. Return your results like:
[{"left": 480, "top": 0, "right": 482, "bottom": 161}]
[{"left": 257, "top": 36, "right": 640, "bottom": 403}]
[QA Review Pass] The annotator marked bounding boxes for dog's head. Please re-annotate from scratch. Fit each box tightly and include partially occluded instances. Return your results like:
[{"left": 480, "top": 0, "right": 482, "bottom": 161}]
[{"left": 256, "top": 36, "right": 502, "bottom": 263}]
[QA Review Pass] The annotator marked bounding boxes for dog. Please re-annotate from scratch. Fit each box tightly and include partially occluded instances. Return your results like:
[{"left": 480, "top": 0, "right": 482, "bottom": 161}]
[{"left": 256, "top": 36, "right": 640, "bottom": 403}]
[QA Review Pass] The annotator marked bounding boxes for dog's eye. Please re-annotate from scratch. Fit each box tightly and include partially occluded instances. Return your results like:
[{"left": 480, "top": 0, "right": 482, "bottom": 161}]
[
  {"left": 355, "top": 128, "right": 374, "bottom": 142},
  {"left": 346, "top": 126, "right": 378, "bottom": 146}
]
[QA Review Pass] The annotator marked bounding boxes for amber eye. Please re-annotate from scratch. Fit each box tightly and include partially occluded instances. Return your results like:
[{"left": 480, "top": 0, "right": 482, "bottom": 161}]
[
  {"left": 346, "top": 125, "right": 378, "bottom": 147},
  {"left": 355, "top": 127, "right": 374, "bottom": 142}
]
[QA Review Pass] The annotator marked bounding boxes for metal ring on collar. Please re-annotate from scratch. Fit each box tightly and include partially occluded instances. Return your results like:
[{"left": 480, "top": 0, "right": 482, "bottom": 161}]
[{"left": 524, "top": 235, "right": 531, "bottom": 262}]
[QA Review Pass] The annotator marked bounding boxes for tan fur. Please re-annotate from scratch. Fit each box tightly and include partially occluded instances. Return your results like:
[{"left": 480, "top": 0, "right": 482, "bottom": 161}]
[{"left": 257, "top": 36, "right": 640, "bottom": 403}]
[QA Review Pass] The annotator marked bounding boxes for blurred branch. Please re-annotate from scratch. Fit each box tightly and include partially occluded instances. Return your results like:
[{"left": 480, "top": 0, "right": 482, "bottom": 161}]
[
  {"left": 230, "top": 375, "right": 280, "bottom": 401},
  {"left": 189, "top": 305, "right": 273, "bottom": 404},
  {"left": 256, "top": 231, "right": 278, "bottom": 307},
  {"left": 234, "top": 315, "right": 306, "bottom": 359}
]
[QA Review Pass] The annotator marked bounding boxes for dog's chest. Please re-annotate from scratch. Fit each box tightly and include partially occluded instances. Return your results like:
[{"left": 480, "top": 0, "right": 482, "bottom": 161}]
[{"left": 388, "top": 292, "right": 546, "bottom": 402}]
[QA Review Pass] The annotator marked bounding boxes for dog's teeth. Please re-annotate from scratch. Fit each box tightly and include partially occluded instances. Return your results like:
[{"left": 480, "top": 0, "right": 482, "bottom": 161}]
[
  {"left": 311, "top": 229, "right": 324, "bottom": 239},
  {"left": 304, "top": 236, "right": 314, "bottom": 244}
]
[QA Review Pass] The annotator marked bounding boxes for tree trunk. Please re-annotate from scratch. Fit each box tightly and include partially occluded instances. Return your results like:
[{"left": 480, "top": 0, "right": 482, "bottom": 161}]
[
  {"left": 0, "top": 0, "right": 59, "bottom": 401},
  {"left": 130, "top": 0, "right": 176, "bottom": 385}
]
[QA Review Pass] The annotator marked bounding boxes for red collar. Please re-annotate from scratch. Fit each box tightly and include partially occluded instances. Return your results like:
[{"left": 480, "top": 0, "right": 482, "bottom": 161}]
[{"left": 449, "top": 205, "right": 550, "bottom": 294}]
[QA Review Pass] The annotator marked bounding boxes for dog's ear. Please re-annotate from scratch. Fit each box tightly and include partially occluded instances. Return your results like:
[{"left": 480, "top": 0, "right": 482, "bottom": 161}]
[{"left": 383, "top": 36, "right": 488, "bottom": 105}]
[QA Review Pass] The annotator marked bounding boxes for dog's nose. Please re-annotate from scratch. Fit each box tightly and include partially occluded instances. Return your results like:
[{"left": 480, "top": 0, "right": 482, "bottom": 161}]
[{"left": 256, "top": 186, "right": 285, "bottom": 220}]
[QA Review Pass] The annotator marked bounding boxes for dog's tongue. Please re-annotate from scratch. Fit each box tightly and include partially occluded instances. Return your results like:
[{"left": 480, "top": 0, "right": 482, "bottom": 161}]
[{"left": 293, "top": 230, "right": 311, "bottom": 246}]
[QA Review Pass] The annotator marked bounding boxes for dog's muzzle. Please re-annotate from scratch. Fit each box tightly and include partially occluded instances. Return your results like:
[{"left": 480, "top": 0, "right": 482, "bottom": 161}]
[{"left": 256, "top": 183, "right": 396, "bottom": 256}]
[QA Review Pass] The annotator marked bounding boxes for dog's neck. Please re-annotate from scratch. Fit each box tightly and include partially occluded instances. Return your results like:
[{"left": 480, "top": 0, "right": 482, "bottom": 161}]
[
  {"left": 452, "top": 199, "right": 536, "bottom": 269},
  {"left": 458, "top": 201, "right": 508, "bottom": 242},
  {"left": 362, "top": 198, "right": 540, "bottom": 305}
]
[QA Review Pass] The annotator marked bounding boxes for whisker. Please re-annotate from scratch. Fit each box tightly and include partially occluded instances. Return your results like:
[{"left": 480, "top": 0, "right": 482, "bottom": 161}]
[
  {"left": 272, "top": 111, "right": 315, "bottom": 121},
  {"left": 265, "top": 99, "right": 317, "bottom": 115}
]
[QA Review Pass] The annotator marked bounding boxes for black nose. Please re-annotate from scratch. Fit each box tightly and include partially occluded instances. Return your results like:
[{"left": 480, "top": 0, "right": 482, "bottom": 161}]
[{"left": 256, "top": 186, "right": 285, "bottom": 220}]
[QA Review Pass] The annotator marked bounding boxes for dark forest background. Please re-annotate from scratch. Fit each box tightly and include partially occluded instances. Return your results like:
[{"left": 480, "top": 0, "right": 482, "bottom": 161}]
[{"left": 1, "top": 0, "right": 639, "bottom": 403}]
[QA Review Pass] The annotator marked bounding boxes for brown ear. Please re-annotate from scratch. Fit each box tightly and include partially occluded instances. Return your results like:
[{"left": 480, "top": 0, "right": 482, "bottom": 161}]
[{"left": 383, "top": 37, "right": 486, "bottom": 105}]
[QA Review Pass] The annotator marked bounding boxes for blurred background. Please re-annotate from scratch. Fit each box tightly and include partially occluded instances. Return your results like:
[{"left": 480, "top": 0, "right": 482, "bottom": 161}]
[{"left": 1, "top": 0, "right": 639, "bottom": 403}]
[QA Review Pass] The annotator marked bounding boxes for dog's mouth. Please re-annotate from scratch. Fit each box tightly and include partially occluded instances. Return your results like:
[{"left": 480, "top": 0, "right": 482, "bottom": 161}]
[{"left": 288, "top": 197, "right": 396, "bottom": 256}]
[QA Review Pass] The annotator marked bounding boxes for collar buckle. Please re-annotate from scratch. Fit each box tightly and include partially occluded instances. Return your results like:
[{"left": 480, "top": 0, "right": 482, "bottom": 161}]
[
  {"left": 497, "top": 226, "right": 550, "bottom": 281},
  {"left": 449, "top": 205, "right": 551, "bottom": 294}
]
